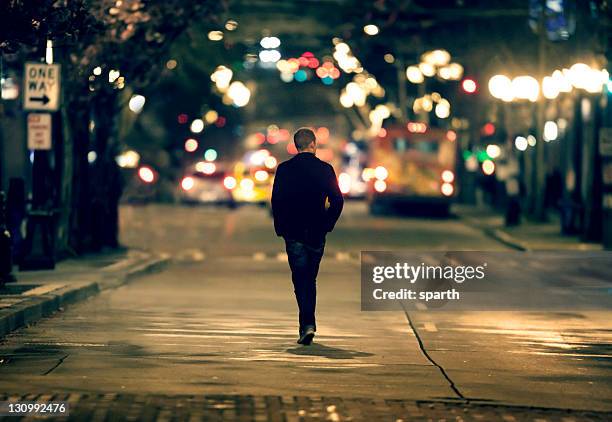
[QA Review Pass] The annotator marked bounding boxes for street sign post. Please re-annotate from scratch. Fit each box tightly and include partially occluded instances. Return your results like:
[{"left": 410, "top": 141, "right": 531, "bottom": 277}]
[
  {"left": 27, "top": 113, "right": 52, "bottom": 150},
  {"left": 23, "top": 63, "right": 61, "bottom": 112}
]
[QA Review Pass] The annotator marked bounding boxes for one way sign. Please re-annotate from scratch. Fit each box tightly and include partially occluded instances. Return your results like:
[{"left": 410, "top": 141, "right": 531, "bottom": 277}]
[{"left": 24, "top": 62, "right": 61, "bottom": 111}]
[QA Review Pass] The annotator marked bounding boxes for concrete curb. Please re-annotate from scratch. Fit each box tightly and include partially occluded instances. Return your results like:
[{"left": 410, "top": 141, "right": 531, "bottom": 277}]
[
  {"left": 457, "top": 215, "right": 529, "bottom": 251},
  {"left": 0, "top": 252, "right": 170, "bottom": 339}
]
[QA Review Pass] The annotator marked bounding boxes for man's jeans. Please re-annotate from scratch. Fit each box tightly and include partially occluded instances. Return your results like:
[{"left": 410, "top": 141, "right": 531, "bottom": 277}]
[{"left": 284, "top": 237, "right": 325, "bottom": 333}]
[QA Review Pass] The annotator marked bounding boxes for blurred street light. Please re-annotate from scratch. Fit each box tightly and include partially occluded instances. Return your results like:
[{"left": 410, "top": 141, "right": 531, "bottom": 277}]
[
  {"left": 421, "top": 49, "right": 450, "bottom": 67},
  {"left": 363, "top": 24, "right": 379, "bottom": 36},
  {"left": 333, "top": 42, "right": 362, "bottom": 74},
  {"left": 225, "top": 19, "right": 238, "bottom": 31},
  {"left": 339, "top": 92, "right": 353, "bottom": 108},
  {"left": 116, "top": 150, "right": 140, "bottom": 168},
  {"left": 515, "top": 136, "right": 528, "bottom": 151},
  {"left": 486, "top": 144, "right": 502, "bottom": 159},
  {"left": 461, "top": 78, "right": 477, "bottom": 94},
  {"left": 435, "top": 99, "right": 451, "bottom": 118},
  {"left": 406, "top": 65, "right": 424, "bottom": 83},
  {"left": 108, "top": 69, "right": 120, "bottom": 83},
  {"left": 447, "top": 63, "right": 464, "bottom": 80},
  {"left": 45, "top": 40, "right": 53, "bottom": 64},
  {"left": 211, "top": 66, "right": 233, "bottom": 91},
  {"left": 259, "top": 50, "right": 281, "bottom": 63},
  {"left": 482, "top": 160, "right": 495, "bottom": 175},
  {"left": 567, "top": 63, "right": 592, "bottom": 90},
  {"left": 227, "top": 81, "right": 251, "bottom": 107},
  {"left": 511, "top": 76, "right": 539, "bottom": 102},
  {"left": 190, "top": 119, "right": 204, "bottom": 134},
  {"left": 128, "top": 94, "right": 145, "bottom": 114},
  {"left": 542, "top": 76, "right": 560, "bottom": 99},
  {"left": 488, "top": 75, "right": 513, "bottom": 101},
  {"left": 418, "top": 62, "right": 436, "bottom": 77},
  {"left": 185, "top": 138, "right": 199, "bottom": 152},
  {"left": 264, "top": 156, "right": 277, "bottom": 169},
  {"left": 204, "top": 110, "right": 218, "bottom": 124},
  {"left": 204, "top": 148, "right": 217, "bottom": 162},
  {"left": 544, "top": 121, "right": 558, "bottom": 142},
  {"left": 527, "top": 135, "right": 537, "bottom": 147},
  {"left": 260, "top": 37, "right": 281, "bottom": 49},
  {"left": 208, "top": 31, "right": 223, "bottom": 41},
  {"left": 138, "top": 166, "right": 156, "bottom": 183}
]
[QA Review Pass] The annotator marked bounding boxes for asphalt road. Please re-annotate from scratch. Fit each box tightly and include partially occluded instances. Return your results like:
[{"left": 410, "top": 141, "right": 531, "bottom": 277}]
[{"left": 0, "top": 202, "right": 610, "bottom": 413}]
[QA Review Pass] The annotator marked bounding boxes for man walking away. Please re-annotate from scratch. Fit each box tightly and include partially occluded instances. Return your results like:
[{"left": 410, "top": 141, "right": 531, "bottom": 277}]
[{"left": 271, "top": 128, "right": 344, "bottom": 345}]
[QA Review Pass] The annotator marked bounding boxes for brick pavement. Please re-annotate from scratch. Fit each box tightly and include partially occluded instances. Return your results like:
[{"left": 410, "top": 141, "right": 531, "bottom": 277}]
[{"left": 0, "top": 393, "right": 609, "bottom": 421}]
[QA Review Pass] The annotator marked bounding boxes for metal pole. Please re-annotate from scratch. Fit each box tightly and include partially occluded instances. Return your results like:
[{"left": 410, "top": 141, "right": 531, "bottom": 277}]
[
  {"left": 533, "top": 0, "right": 547, "bottom": 220},
  {"left": 396, "top": 58, "right": 408, "bottom": 124}
]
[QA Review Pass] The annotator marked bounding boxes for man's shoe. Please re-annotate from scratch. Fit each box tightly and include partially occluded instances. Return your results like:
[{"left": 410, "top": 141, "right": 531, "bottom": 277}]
[{"left": 297, "top": 326, "right": 315, "bottom": 345}]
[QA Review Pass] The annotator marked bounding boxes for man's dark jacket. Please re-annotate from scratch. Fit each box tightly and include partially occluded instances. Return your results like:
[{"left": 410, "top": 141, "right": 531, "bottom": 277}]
[{"left": 272, "top": 152, "right": 344, "bottom": 243}]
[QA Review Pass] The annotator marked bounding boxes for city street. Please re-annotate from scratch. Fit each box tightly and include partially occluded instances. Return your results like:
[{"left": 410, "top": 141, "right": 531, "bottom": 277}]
[
  {"left": 2, "top": 1, "right": 612, "bottom": 420},
  {"left": 0, "top": 203, "right": 609, "bottom": 417}
]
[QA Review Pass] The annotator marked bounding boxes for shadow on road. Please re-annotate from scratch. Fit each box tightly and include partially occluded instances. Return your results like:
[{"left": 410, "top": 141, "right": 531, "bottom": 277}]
[{"left": 286, "top": 343, "right": 374, "bottom": 359}]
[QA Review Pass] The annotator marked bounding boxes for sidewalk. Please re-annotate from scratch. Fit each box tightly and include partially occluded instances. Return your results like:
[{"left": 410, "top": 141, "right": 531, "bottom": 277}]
[
  {"left": 454, "top": 204, "right": 604, "bottom": 251},
  {"left": 0, "top": 249, "right": 169, "bottom": 339},
  {"left": 0, "top": 392, "right": 608, "bottom": 421}
]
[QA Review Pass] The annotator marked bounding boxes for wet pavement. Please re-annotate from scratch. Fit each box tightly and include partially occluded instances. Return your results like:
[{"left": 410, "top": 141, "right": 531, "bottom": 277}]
[{"left": 0, "top": 203, "right": 610, "bottom": 418}]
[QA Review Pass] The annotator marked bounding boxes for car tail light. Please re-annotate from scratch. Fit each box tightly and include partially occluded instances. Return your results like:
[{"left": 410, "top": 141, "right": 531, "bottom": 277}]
[
  {"left": 138, "top": 166, "right": 156, "bottom": 183},
  {"left": 441, "top": 170, "right": 454, "bottom": 183},
  {"left": 254, "top": 170, "right": 269, "bottom": 182},
  {"left": 338, "top": 172, "right": 351, "bottom": 194},
  {"left": 441, "top": 182, "right": 454, "bottom": 196},
  {"left": 374, "top": 166, "right": 388, "bottom": 180},
  {"left": 240, "top": 178, "right": 254, "bottom": 191},
  {"left": 362, "top": 168, "right": 375, "bottom": 182},
  {"left": 374, "top": 179, "right": 387, "bottom": 193},
  {"left": 181, "top": 176, "right": 195, "bottom": 191},
  {"left": 223, "top": 176, "right": 237, "bottom": 190}
]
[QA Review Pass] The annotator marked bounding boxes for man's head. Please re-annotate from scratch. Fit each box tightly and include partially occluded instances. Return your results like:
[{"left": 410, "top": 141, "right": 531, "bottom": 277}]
[{"left": 294, "top": 128, "right": 316, "bottom": 152}]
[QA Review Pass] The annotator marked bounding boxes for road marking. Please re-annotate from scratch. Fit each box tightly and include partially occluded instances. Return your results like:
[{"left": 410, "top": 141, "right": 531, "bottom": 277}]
[
  {"left": 415, "top": 303, "right": 428, "bottom": 311},
  {"left": 335, "top": 252, "right": 351, "bottom": 261},
  {"left": 174, "top": 249, "right": 206, "bottom": 262},
  {"left": 253, "top": 252, "right": 266, "bottom": 261}
]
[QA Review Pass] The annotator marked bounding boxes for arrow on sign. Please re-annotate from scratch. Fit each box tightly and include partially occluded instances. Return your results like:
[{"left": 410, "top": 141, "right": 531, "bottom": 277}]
[{"left": 28, "top": 94, "right": 50, "bottom": 105}]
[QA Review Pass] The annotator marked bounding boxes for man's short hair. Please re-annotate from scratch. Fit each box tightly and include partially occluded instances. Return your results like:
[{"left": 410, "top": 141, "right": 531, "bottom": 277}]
[{"left": 294, "top": 128, "right": 316, "bottom": 150}]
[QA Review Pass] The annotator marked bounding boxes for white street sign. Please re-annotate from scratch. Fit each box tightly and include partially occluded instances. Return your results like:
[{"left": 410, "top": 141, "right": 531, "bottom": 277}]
[
  {"left": 24, "top": 63, "right": 61, "bottom": 111},
  {"left": 27, "top": 113, "right": 52, "bottom": 150}
]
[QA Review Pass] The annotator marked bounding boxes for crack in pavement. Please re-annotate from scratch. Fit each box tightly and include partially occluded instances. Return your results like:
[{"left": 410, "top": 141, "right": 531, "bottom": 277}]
[
  {"left": 402, "top": 308, "right": 467, "bottom": 401},
  {"left": 43, "top": 354, "right": 69, "bottom": 376}
]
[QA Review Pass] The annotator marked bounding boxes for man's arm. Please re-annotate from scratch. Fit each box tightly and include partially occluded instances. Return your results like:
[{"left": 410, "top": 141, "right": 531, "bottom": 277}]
[
  {"left": 325, "top": 164, "right": 344, "bottom": 232},
  {"left": 271, "top": 164, "right": 285, "bottom": 237}
]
